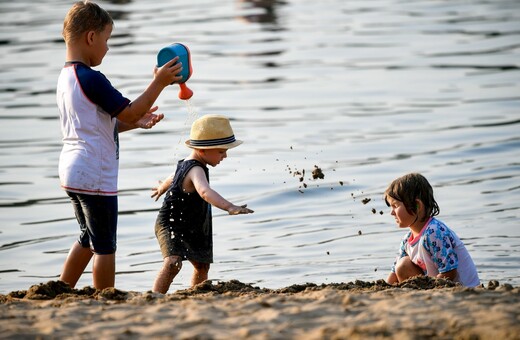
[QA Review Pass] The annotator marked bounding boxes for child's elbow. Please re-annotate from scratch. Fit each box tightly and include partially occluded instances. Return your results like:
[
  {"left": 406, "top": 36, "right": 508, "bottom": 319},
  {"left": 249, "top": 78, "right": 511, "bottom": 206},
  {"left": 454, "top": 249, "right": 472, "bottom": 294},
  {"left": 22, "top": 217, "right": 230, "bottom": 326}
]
[{"left": 198, "top": 188, "right": 211, "bottom": 202}]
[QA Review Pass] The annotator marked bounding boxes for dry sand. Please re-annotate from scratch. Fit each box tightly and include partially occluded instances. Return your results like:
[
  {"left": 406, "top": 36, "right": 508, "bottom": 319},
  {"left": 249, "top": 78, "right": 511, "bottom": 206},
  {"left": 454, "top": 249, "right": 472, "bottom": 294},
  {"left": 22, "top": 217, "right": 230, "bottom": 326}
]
[{"left": 1, "top": 277, "right": 519, "bottom": 339}]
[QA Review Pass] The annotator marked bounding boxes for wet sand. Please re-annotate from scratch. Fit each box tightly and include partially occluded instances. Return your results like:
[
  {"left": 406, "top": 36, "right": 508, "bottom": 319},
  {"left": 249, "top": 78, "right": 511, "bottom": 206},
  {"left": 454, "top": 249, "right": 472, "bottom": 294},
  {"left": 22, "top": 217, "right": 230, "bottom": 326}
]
[{"left": 1, "top": 277, "right": 519, "bottom": 339}]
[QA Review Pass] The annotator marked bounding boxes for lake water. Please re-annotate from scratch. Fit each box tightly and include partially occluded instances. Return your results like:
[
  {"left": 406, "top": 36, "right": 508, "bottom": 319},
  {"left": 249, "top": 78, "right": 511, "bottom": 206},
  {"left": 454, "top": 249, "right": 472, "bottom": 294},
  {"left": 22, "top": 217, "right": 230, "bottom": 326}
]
[{"left": 0, "top": 0, "right": 519, "bottom": 293}]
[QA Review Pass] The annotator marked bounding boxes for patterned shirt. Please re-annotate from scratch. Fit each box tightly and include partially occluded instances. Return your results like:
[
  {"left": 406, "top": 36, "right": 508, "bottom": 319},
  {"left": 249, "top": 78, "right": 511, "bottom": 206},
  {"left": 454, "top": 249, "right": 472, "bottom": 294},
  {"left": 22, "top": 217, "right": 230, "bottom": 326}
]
[{"left": 391, "top": 217, "right": 480, "bottom": 287}]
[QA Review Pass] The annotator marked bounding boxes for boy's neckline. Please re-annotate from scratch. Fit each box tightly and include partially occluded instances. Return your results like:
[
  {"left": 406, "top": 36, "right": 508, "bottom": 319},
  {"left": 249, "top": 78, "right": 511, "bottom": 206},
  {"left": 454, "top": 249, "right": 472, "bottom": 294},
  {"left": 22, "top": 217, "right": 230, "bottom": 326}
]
[{"left": 64, "top": 61, "right": 89, "bottom": 67}]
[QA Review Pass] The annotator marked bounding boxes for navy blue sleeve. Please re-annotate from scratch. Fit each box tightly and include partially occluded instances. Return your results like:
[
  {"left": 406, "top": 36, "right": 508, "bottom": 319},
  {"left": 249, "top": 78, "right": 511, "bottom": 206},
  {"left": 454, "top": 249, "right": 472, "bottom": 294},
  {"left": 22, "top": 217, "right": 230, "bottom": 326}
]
[{"left": 76, "top": 64, "right": 130, "bottom": 117}]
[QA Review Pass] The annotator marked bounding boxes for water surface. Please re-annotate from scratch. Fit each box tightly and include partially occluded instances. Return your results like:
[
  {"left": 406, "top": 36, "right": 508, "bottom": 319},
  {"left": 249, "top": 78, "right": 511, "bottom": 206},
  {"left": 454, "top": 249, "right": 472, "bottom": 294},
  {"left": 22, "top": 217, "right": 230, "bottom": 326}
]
[{"left": 0, "top": 0, "right": 519, "bottom": 293}]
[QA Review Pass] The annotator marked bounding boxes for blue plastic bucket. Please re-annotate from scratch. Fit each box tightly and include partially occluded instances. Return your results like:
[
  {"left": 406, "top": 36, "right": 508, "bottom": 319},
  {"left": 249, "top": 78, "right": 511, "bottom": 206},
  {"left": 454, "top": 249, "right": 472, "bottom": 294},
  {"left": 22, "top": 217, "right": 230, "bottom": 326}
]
[{"left": 157, "top": 43, "right": 192, "bottom": 83}]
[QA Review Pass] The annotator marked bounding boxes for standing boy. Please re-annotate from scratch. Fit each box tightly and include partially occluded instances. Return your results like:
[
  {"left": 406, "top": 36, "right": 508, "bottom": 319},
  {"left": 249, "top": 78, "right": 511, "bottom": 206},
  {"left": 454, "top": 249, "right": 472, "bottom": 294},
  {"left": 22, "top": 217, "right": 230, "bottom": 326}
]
[{"left": 57, "top": 1, "right": 182, "bottom": 290}]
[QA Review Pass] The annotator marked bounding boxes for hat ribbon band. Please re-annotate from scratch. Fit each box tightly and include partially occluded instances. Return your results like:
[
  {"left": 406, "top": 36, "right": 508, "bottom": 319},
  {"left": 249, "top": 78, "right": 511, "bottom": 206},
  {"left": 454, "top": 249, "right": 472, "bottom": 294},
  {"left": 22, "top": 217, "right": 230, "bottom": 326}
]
[{"left": 190, "top": 135, "right": 236, "bottom": 147}]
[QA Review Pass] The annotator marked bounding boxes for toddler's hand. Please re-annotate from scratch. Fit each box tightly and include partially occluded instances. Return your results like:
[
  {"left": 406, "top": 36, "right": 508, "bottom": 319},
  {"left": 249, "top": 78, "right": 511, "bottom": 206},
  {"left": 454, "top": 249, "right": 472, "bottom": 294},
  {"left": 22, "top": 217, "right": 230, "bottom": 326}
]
[
  {"left": 228, "top": 204, "right": 254, "bottom": 215},
  {"left": 151, "top": 180, "right": 165, "bottom": 201}
]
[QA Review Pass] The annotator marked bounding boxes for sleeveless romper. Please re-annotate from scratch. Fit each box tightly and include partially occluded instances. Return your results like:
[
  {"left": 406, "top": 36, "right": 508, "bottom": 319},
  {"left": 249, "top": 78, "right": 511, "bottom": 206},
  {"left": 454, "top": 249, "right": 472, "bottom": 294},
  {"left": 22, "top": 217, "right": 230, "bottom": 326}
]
[{"left": 154, "top": 159, "right": 213, "bottom": 263}]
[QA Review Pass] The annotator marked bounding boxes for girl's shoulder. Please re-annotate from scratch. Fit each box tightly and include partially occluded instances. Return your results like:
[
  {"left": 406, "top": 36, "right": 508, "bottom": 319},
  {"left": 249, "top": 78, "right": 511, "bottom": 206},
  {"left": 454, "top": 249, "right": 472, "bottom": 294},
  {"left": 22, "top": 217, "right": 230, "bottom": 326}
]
[
  {"left": 423, "top": 218, "right": 460, "bottom": 243},
  {"left": 425, "top": 218, "right": 451, "bottom": 233}
]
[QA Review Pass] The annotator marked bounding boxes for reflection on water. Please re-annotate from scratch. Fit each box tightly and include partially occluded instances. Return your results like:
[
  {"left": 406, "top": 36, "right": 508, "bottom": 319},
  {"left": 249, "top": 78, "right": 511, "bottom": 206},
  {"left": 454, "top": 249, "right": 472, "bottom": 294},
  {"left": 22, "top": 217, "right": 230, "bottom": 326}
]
[
  {"left": 237, "top": 0, "right": 285, "bottom": 25},
  {"left": 0, "top": 0, "right": 519, "bottom": 293}
]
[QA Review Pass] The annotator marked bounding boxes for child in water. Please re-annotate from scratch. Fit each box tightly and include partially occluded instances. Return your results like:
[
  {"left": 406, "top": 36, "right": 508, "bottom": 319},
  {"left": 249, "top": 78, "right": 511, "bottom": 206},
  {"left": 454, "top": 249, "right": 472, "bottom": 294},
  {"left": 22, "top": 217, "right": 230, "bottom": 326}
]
[
  {"left": 151, "top": 114, "right": 254, "bottom": 293},
  {"left": 384, "top": 173, "right": 480, "bottom": 287}
]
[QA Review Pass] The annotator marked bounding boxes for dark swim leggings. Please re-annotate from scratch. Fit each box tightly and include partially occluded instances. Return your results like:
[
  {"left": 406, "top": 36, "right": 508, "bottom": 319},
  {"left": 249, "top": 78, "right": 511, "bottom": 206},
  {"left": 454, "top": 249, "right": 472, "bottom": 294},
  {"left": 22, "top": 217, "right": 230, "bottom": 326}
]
[{"left": 66, "top": 191, "right": 118, "bottom": 255}]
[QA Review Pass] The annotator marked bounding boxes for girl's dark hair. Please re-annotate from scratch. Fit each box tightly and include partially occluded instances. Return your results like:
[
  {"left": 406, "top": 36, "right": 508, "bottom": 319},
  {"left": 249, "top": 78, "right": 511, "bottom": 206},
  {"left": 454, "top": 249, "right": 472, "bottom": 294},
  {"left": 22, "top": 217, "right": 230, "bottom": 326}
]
[
  {"left": 63, "top": 1, "right": 113, "bottom": 43},
  {"left": 384, "top": 173, "right": 440, "bottom": 222}
]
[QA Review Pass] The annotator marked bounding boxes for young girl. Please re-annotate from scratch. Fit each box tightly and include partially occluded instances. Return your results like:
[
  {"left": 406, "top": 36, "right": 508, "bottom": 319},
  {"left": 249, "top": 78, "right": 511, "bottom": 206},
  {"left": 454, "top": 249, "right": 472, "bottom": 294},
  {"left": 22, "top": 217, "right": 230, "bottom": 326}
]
[
  {"left": 384, "top": 173, "right": 480, "bottom": 287},
  {"left": 151, "top": 115, "right": 254, "bottom": 293}
]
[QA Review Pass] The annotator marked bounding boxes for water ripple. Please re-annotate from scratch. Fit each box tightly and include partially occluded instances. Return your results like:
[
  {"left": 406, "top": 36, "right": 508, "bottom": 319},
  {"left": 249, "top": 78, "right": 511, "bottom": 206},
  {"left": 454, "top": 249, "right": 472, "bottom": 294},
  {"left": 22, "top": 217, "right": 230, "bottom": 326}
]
[{"left": 0, "top": 0, "right": 519, "bottom": 292}]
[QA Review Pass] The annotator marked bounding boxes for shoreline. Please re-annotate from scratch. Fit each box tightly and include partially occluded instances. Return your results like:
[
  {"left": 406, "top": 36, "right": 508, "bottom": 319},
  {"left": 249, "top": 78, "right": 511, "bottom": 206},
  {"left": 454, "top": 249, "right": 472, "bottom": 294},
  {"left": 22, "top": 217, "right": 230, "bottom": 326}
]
[{"left": 1, "top": 277, "right": 519, "bottom": 339}]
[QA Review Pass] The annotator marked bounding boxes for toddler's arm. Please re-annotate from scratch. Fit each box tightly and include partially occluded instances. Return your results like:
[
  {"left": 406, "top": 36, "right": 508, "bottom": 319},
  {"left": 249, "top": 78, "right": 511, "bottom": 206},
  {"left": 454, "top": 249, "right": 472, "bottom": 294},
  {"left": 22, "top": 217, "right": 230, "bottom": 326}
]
[{"left": 189, "top": 167, "right": 254, "bottom": 215}]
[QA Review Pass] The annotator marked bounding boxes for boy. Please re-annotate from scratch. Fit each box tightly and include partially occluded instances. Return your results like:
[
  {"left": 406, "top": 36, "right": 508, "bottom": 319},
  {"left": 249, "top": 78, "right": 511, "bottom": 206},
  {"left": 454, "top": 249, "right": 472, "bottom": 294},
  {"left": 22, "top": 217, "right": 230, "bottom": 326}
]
[
  {"left": 57, "top": 1, "right": 183, "bottom": 290},
  {"left": 151, "top": 114, "right": 254, "bottom": 293}
]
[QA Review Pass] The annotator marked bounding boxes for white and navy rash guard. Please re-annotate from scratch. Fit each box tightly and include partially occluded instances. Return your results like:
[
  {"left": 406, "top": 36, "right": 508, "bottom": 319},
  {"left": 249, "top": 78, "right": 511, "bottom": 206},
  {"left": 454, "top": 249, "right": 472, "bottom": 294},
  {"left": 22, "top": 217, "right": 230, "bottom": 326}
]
[{"left": 57, "top": 62, "right": 130, "bottom": 195}]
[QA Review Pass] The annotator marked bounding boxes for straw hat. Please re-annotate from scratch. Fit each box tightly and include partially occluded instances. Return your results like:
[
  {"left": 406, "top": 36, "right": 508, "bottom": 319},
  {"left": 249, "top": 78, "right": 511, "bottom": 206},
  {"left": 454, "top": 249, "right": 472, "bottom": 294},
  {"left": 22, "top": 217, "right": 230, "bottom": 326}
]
[{"left": 185, "top": 114, "right": 243, "bottom": 149}]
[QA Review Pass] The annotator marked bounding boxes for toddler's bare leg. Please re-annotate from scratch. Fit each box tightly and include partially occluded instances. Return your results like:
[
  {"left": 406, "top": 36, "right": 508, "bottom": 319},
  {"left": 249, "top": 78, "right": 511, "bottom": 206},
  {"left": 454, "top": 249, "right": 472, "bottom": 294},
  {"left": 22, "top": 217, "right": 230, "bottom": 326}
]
[
  {"left": 153, "top": 256, "right": 182, "bottom": 293},
  {"left": 190, "top": 260, "right": 210, "bottom": 286}
]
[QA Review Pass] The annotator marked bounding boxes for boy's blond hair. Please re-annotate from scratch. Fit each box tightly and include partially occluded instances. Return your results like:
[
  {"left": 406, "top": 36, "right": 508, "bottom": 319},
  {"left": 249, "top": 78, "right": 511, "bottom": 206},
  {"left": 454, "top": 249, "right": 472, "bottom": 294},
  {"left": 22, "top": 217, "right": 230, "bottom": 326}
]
[{"left": 63, "top": 1, "right": 113, "bottom": 44}]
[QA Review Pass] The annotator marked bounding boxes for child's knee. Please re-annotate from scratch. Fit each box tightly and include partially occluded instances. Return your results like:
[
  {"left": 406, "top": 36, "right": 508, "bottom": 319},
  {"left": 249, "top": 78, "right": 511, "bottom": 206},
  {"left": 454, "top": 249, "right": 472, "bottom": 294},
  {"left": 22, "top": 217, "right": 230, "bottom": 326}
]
[
  {"left": 395, "top": 256, "right": 412, "bottom": 272},
  {"left": 395, "top": 256, "right": 412, "bottom": 269},
  {"left": 164, "top": 256, "right": 182, "bottom": 272},
  {"left": 193, "top": 262, "right": 210, "bottom": 274},
  {"left": 395, "top": 256, "right": 423, "bottom": 279}
]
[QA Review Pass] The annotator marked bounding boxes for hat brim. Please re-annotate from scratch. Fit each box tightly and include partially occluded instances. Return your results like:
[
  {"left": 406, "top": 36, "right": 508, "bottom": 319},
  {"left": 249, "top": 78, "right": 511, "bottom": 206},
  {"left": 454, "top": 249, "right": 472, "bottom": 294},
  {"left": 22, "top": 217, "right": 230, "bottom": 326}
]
[{"left": 185, "top": 139, "right": 243, "bottom": 150}]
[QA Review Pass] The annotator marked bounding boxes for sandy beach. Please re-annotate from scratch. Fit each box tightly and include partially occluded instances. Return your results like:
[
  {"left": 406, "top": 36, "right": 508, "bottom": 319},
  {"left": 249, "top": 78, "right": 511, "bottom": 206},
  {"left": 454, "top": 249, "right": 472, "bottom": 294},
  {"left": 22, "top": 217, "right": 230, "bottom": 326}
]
[{"left": 1, "top": 277, "right": 519, "bottom": 339}]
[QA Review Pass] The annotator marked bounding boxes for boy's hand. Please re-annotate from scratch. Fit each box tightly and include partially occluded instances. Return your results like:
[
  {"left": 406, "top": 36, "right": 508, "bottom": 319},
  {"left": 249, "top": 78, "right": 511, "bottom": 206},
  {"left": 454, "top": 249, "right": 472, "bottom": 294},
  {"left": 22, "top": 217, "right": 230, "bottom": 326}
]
[
  {"left": 154, "top": 56, "right": 183, "bottom": 87},
  {"left": 228, "top": 204, "right": 254, "bottom": 215},
  {"left": 135, "top": 106, "right": 164, "bottom": 129}
]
